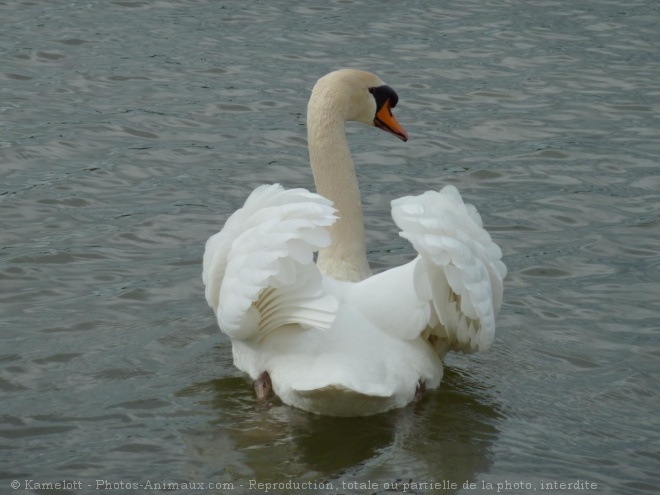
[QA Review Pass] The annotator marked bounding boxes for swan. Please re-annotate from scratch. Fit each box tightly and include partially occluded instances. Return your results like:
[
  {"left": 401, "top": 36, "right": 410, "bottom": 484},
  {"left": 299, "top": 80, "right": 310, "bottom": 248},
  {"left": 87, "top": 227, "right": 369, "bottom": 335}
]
[{"left": 203, "top": 69, "right": 506, "bottom": 417}]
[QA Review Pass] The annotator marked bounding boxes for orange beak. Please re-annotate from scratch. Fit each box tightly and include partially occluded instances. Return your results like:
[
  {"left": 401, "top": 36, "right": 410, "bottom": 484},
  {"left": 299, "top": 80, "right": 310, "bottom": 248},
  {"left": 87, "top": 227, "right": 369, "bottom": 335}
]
[{"left": 374, "top": 100, "right": 408, "bottom": 142}]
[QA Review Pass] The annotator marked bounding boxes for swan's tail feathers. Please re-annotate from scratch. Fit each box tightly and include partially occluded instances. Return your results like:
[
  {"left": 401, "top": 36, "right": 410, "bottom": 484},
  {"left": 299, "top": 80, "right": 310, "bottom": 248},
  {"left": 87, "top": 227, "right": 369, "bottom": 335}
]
[
  {"left": 391, "top": 185, "right": 507, "bottom": 354},
  {"left": 293, "top": 386, "right": 393, "bottom": 417},
  {"left": 202, "top": 184, "right": 339, "bottom": 341}
]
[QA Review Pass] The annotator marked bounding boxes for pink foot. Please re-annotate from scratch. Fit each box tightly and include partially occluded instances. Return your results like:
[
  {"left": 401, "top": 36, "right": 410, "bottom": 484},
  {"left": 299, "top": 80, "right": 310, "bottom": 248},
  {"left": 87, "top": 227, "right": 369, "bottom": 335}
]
[
  {"left": 253, "top": 371, "right": 272, "bottom": 400},
  {"left": 414, "top": 381, "right": 426, "bottom": 402}
]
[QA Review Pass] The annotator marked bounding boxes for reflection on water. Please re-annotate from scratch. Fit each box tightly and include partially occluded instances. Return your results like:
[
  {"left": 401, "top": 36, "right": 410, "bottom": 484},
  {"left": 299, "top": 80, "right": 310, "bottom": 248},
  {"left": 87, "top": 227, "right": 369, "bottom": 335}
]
[
  {"left": 178, "top": 368, "right": 500, "bottom": 493},
  {"left": 1, "top": 0, "right": 659, "bottom": 493}
]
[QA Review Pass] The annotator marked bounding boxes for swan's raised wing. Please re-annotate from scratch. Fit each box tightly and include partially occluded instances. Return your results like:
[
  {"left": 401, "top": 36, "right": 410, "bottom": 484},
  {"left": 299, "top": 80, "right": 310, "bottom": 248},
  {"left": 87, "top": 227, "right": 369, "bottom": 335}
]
[
  {"left": 391, "top": 185, "right": 507, "bottom": 354},
  {"left": 202, "top": 184, "right": 339, "bottom": 342}
]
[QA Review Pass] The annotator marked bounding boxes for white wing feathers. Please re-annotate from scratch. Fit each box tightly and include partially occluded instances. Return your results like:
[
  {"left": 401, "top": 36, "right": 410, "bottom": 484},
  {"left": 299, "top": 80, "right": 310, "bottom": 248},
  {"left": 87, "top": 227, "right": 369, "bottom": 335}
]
[
  {"left": 202, "top": 184, "right": 339, "bottom": 341},
  {"left": 392, "top": 185, "right": 507, "bottom": 353}
]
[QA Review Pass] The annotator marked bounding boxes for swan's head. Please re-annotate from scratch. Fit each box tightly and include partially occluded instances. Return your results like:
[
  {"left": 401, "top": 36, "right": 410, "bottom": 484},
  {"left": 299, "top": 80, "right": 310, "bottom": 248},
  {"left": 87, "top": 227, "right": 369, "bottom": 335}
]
[{"left": 309, "top": 69, "right": 408, "bottom": 142}]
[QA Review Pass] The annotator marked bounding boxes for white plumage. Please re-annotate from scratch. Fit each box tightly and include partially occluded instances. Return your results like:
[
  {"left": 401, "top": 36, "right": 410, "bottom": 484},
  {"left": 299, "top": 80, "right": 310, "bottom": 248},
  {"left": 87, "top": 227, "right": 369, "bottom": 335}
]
[
  {"left": 202, "top": 70, "right": 506, "bottom": 416},
  {"left": 203, "top": 185, "right": 338, "bottom": 341}
]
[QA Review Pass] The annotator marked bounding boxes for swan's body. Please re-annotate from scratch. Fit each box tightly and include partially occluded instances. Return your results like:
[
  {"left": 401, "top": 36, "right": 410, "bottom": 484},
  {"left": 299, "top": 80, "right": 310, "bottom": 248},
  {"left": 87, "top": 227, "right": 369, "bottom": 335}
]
[{"left": 203, "top": 69, "right": 506, "bottom": 416}]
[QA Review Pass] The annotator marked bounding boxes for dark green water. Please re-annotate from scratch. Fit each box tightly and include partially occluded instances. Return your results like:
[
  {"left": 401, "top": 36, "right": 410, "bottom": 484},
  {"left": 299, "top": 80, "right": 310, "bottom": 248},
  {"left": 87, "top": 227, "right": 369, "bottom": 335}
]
[{"left": 2, "top": 1, "right": 659, "bottom": 494}]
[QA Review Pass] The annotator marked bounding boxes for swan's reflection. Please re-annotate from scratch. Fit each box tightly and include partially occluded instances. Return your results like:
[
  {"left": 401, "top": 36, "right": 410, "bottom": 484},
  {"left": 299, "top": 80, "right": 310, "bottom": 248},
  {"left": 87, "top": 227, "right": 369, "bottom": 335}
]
[{"left": 178, "top": 364, "right": 501, "bottom": 493}]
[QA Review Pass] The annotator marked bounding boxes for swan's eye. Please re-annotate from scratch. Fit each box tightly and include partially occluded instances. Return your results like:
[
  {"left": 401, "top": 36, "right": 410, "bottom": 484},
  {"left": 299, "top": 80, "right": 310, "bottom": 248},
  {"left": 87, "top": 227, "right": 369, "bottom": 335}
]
[{"left": 369, "top": 85, "right": 399, "bottom": 111}]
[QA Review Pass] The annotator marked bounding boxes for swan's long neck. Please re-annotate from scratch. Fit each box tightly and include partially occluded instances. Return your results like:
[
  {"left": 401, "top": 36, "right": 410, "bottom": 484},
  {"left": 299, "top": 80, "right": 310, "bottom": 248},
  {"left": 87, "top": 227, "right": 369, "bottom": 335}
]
[{"left": 308, "top": 101, "right": 371, "bottom": 282}]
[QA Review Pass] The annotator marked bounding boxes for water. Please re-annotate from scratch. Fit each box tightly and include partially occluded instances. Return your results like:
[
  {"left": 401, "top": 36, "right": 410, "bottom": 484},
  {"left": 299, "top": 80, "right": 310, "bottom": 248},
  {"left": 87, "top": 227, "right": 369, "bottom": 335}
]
[{"left": 1, "top": 0, "right": 659, "bottom": 493}]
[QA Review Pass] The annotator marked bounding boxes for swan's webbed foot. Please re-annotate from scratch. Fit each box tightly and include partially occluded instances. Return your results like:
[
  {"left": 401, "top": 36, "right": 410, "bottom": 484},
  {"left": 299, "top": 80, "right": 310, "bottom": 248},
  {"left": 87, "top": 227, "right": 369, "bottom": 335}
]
[
  {"left": 414, "top": 381, "right": 426, "bottom": 402},
  {"left": 253, "top": 371, "right": 272, "bottom": 400}
]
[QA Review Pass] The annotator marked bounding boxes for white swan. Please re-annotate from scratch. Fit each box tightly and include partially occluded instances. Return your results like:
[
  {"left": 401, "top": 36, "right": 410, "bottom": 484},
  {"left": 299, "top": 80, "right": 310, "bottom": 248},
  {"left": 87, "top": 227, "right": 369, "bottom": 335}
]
[{"left": 203, "top": 69, "right": 506, "bottom": 417}]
